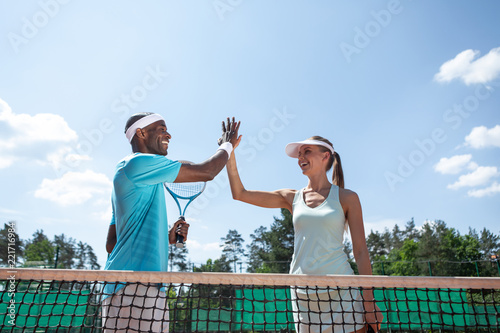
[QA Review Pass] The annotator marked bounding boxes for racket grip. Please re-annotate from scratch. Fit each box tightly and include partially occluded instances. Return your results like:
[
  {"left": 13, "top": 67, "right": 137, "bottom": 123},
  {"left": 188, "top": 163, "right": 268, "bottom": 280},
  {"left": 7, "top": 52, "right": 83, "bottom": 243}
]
[{"left": 175, "top": 216, "right": 185, "bottom": 248}]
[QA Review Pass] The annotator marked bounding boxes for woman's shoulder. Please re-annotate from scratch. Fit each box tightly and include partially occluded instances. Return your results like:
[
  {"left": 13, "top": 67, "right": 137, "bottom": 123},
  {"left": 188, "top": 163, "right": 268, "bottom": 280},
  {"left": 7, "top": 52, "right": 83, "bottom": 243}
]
[
  {"left": 274, "top": 188, "right": 299, "bottom": 203},
  {"left": 338, "top": 188, "right": 362, "bottom": 215},
  {"left": 338, "top": 187, "right": 360, "bottom": 203},
  {"left": 276, "top": 188, "right": 298, "bottom": 197}
]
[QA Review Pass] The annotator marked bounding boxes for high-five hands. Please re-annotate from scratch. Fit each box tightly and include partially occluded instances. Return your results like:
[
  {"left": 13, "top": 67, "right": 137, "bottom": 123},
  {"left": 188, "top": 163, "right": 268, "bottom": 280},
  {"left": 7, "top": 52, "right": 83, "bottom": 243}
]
[{"left": 219, "top": 117, "right": 241, "bottom": 149}]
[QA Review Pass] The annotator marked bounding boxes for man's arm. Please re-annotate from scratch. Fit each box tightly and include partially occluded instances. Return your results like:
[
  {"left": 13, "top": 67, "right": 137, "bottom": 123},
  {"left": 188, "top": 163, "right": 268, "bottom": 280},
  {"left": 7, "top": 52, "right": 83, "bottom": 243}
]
[
  {"left": 174, "top": 151, "right": 229, "bottom": 182},
  {"left": 106, "top": 224, "right": 117, "bottom": 254},
  {"left": 174, "top": 117, "right": 240, "bottom": 183}
]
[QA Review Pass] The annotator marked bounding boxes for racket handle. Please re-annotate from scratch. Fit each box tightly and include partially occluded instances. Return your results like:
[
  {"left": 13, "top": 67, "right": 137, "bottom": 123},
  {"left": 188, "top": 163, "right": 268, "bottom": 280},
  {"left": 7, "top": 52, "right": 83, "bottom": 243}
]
[{"left": 175, "top": 216, "right": 185, "bottom": 248}]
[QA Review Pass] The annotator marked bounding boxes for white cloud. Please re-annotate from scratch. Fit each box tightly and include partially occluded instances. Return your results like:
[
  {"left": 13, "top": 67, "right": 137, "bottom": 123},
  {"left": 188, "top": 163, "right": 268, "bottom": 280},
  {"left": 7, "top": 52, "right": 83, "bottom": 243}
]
[
  {"left": 363, "top": 217, "right": 406, "bottom": 236},
  {"left": 417, "top": 219, "right": 437, "bottom": 232},
  {"left": 0, "top": 98, "right": 88, "bottom": 169},
  {"left": 34, "top": 170, "right": 112, "bottom": 206},
  {"left": 44, "top": 146, "right": 91, "bottom": 170},
  {"left": 468, "top": 182, "right": 500, "bottom": 198},
  {"left": 0, "top": 99, "right": 77, "bottom": 143},
  {"left": 465, "top": 125, "right": 500, "bottom": 149},
  {"left": 0, "top": 207, "right": 24, "bottom": 216},
  {"left": 0, "top": 156, "right": 16, "bottom": 168},
  {"left": 434, "top": 47, "right": 500, "bottom": 85},
  {"left": 186, "top": 239, "right": 223, "bottom": 264},
  {"left": 188, "top": 240, "right": 222, "bottom": 252},
  {"left": 447, "top": 166, "right": 499, "bottom": 190},
  {"left": 434, "top": 154, "right": 476, "bottom": 175},
  {"left": 93, "top": 206, "right": 113, "bottom": 222}
]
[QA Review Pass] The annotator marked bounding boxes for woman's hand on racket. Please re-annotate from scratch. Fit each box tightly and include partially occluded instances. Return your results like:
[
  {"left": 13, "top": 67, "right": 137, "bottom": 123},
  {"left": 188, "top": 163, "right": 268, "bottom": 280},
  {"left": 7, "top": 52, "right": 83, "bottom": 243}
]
[
  {"left": 169, "top": 219, "right": 190, "bottom": 245},
  {"left": 219, "top": 117, "right": 241, "bottom": 149}
]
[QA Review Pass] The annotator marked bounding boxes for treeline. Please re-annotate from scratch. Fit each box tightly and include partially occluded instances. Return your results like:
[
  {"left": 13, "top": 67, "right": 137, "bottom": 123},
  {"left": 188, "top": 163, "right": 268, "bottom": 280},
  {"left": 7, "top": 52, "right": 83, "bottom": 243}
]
[
  {"left": 366, "top": 218, "right": 500, "bottom": 277},
  {"left": 4, "top": 212, "right": 499, "bottom": 277},
  {"left": 189, "top": 210, "right": 500, "bottom": 277},
  {"left": 170, "top": 210, "right": 294, "bottom": 274},
  {"left": 0, "top": 222, "right": 100, "bottom": 270}
]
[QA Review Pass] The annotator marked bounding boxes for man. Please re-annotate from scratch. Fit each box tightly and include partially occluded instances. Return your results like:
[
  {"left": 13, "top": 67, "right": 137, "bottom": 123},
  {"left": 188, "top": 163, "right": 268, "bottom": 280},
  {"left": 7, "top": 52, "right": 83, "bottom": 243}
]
[{"left": 102, "top": 112, "right": 240, "bottom": 332}]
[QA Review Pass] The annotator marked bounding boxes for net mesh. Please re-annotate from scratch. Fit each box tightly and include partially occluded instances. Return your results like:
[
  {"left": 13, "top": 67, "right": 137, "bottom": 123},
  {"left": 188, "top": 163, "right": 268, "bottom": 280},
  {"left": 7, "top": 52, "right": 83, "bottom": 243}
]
[
  {"left": 1, "top": 268, "right": 499, "bottom": 332},
  {"left": 164, "top": 181, "right": 206, "bottom": 199}
]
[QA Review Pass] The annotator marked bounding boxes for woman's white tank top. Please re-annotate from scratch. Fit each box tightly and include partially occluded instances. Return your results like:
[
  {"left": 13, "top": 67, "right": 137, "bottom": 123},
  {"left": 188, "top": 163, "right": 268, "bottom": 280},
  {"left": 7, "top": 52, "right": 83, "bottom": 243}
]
[{"left": 289, "top": 185, "right": 354, "bottom": 276}]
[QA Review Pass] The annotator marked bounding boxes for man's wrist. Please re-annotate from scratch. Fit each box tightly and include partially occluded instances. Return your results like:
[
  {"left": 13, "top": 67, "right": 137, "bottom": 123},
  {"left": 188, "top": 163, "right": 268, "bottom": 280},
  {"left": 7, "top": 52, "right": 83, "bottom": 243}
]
[{"left": 217, "top": 142, "right": 233, "bottom": 158}]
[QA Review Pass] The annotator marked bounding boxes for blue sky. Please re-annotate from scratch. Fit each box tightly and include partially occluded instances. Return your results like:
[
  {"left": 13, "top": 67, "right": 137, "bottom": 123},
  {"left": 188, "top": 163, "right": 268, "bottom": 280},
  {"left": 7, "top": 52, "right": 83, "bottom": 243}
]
[{"left": 1, "top": 1, "right": 499, "bottom": 270}]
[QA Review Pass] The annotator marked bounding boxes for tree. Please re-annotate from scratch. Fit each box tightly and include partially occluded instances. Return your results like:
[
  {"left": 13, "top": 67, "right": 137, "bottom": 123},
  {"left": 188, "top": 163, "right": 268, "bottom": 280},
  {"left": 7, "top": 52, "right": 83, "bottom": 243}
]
[
  {"left": 194, "top": 258, "right": 214, "bottom": 273},
  {"left": 0, "top": 222, "right": 23, "bottom": 266},
  {"left": 367, "top": 218, "right": 500, "bottom": 277},
  {"left": 24, "top": 230, "right": 55, "bottom": 267},
  {"left": 343, "top": 240, "right": 358, "bottom": 274},
  {"left": 194, "top": 256, "right": 232, "bottom": 273},
  {"left": 169, "top": 244, "right": 190, "bottom": 272},
  {"left": 86, "top": 244, "right": 101, "bottom": 270},
  {"left": 366, "top": 230, "right": 386, "bottom": 258},
  {"left": 479, "top": 228, "right": 500, "bottom": 257},
  {"left": 382, "top": 228, "right": 393, "bottom": 254},
  {"left": 246, "top": 226, "right": 268, "bottom": 273},
  {"left": 75, "top": 241, "right": 88, "bottom": 269},
  {"left": 367, "top": 229, "right": 389, "bottom": 275},
  {"left": 75, "top": 241, "right": 101, "bottom": 270},
  {"left": 455, "top": 232, "right": 482, "bottom": 276},
  {"left": 478, "top": 228, "right": 500, "bottom": 276},
  {"left": 192, "top": 257, "right": 233, "bottom": 310},
  {"left": 391, "top": 224, "right": 404, "bottom": 250},
  {"left": 53, "top": 234, "right": 76, "bottom": 268},
  {"left": 403, "top": 218, "right": 419, "bottom": 241},
  {"left": 247, "top": 209, "right": 294, "bottom": 273},
  {"left": 415, "top": 220, "right": 447, "bottom": 269},
  {"left": 221, "top": 229, "right": 245, "bottom": 272},
  {"left": 389, "top": 239, "right": 420, "bottom": 276},
  {"left": 213, "top": 255, "right": 232, "bottom": 272},
  {"left": 3, "top": 227, "right": 100, "bottom": 270}
]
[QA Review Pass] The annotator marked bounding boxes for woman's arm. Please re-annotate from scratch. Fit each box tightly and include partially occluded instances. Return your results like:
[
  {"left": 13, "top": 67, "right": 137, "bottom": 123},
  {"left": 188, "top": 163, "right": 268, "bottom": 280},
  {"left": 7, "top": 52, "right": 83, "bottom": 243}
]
[
  {"left": 344, "top": 191, "right": 371, "bottom": 275},
  {"left": 226, "top": 150, "right": 295, "bottom": 213},
  {"left": 343, "top": 189, "right": 383, "bottom": 331}
]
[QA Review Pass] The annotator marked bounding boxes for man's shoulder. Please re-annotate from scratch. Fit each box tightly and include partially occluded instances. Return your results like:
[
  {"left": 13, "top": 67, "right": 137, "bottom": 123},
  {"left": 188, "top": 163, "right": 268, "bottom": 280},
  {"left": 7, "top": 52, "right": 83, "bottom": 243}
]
[
  {"left": 122, "top": 153, "right": 164, "bottom": 164},
  {"left": 121, "top": 153, "right": 179, "bottom": 172}
]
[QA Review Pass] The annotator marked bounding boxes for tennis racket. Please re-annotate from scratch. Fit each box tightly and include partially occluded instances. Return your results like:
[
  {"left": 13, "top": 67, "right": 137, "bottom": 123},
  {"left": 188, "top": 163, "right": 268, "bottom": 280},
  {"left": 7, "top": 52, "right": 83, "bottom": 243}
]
[{"left": 164, "top": 162, "right": 206, "bottom": 248}]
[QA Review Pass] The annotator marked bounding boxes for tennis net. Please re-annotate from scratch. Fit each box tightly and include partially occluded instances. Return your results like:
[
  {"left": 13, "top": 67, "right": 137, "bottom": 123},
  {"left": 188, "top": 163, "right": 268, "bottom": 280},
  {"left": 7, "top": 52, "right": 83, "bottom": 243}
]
[{"left": 1, "top": 268, "right": 499, "bottom": 332}]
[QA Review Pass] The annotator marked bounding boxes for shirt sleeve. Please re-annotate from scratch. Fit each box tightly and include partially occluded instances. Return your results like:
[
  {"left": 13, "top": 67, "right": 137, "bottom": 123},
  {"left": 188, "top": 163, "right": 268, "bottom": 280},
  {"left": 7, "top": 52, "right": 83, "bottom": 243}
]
[
  {"left": 109, "top": 209, "right": 115, "bottom": 226},
  {"left": 124, "top": 154, "right": 182, "bottom": 186}
]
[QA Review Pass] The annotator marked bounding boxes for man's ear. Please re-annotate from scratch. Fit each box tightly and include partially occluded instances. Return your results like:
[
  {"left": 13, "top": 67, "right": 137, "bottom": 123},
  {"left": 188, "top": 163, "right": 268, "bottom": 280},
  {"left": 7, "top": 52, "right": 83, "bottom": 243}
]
[{"left": 135, "top": 128, "right": 145, "bottom": 140}]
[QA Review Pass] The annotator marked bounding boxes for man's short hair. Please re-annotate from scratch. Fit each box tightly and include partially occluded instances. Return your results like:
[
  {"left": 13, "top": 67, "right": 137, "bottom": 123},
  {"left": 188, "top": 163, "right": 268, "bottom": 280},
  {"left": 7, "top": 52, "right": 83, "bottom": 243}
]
[{"left": 124, "top": 112, "right": 155, "bottom": 133}]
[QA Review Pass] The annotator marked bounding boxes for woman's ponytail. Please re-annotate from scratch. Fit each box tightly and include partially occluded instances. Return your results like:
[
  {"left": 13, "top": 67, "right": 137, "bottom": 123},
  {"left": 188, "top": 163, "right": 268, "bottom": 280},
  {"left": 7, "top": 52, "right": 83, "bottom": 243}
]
[
  {"left": 331, "top": 151, "right": 344, "bottom": 189},
  {"left": 307, "top": 135, "right": 344, "bottom": 188}
]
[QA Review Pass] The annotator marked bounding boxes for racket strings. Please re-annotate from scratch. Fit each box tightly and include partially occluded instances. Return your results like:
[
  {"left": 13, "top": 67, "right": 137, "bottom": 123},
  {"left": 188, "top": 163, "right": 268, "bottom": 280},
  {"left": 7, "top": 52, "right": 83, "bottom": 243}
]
[{"left": 164, "top": 182, "right": 206, "bottom": 198}]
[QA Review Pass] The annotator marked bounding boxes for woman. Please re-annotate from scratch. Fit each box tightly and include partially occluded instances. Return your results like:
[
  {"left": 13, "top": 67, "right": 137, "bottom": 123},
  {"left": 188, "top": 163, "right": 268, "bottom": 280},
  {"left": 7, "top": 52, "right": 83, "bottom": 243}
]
[{"left": 226, "top": 130, "right": 382, "bottom": 332}]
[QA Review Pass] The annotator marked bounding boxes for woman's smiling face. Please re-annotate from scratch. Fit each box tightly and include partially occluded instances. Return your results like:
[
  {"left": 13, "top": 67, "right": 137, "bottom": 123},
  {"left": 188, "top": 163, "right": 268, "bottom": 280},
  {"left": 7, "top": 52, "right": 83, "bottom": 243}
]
[{"left": 297, "top": 145, "right": 330, "bottom": 175}]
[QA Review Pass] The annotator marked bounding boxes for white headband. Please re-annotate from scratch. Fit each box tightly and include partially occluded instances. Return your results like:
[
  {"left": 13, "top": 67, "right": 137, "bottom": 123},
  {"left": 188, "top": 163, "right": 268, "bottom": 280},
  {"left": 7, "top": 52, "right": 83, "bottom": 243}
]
[
  {"left": 285, "top": 139, "right": 335, "bottom": 158},
  {"left": 125, "top": 114, "right": 165, "bottom": 142}
]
